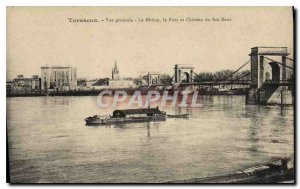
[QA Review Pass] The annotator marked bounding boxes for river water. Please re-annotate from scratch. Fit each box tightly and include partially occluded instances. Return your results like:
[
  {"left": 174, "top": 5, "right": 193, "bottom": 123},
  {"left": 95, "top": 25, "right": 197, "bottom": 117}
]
[{"left": 7, "top": 95, "right": 294, "bottom": 183}]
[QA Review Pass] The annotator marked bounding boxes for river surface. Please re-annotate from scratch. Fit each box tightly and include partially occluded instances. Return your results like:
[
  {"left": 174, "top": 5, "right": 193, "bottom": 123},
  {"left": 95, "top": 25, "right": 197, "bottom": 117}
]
[{"left": 7, "top": 95, "right": 294, "bottom": 183}]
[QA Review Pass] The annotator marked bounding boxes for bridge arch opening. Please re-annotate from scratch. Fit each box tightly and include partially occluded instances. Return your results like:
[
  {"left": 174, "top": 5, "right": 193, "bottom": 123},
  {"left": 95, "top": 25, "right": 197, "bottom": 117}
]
[
  {"left": 182, "top": 72, "right": 190, "bottom": 83},
  {"left": 268, "top": 62, "right": 280, "bottom": 81}
]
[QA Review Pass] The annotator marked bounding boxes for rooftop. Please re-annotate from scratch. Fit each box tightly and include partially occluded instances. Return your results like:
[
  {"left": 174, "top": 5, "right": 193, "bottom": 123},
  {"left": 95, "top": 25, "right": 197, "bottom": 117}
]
[
  {"left": 113, "top": 108, "right": 162, "bottom": 117},
  {"left": 41, "top": 65, "right": 74, "bottom": 69}
]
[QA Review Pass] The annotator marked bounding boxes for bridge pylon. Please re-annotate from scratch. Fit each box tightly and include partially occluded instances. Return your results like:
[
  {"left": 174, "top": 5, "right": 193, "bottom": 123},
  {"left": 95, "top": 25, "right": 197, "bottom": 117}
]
[
  {"left": 174, "top": 64, "right": 195, "bottom": 84},
  {"left": 246, "top": 47, "right": 293, "bottom": 105}
]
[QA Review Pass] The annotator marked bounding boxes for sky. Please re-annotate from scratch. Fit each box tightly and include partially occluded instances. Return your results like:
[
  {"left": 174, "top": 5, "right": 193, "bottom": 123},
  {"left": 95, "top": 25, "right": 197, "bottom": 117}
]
[{"left": 7, "top": 7, "right": 293, "bottom": 81}]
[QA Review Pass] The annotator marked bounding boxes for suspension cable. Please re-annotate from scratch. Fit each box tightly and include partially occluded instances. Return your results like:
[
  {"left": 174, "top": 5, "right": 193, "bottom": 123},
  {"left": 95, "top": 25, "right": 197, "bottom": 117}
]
[
  {"left": 286, "top": 57, "right": 294, "bottom": 62},
  {"left": 264, "top": 57, "right": 294, "bottom": 70},
  {"left": 231, "top": 72, "right": 251, "bottom": 81},
  {"left": 218, "top": 60, "right": 250, "bottom": 81}
]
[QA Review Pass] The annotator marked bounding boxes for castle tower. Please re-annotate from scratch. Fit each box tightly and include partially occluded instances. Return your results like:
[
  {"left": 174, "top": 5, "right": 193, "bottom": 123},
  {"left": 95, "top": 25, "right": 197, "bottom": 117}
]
[{"left": 112, "top": 60, "right": 120, "bottom": 80}]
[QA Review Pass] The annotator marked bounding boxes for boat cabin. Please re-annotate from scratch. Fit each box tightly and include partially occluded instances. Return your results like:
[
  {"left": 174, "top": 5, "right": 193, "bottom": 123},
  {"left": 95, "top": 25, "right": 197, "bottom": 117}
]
[{"left": 112, "top": 108, "right": 163, "bottom": 118}]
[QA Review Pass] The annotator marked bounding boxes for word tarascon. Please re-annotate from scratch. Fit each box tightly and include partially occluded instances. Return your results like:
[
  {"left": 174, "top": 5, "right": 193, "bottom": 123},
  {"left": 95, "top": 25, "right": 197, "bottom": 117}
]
[{"left": 68, "top": 18, "right": 99, "bottom": 23}]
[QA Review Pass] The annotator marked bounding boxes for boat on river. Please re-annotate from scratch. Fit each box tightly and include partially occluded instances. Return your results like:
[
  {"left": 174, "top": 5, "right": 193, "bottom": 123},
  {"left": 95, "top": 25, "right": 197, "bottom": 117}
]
[{"left": 85, "top": 107, "right": 166, "bottom": 125}]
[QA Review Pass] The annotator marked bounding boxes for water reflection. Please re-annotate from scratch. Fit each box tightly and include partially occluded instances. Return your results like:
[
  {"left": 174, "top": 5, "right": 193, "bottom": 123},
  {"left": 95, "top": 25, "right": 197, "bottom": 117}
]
[
  {"left": 147, "top": 122, "right": 150, "bottom": 138},
  {"left": 42, "top": 97, "right": 70, "bottom": 106},
  {"left": 248, "top": 119, "right": 260, "bottom": 157},
  {"left": 245, "top": 105, "right": 271, "bottom": 157}
]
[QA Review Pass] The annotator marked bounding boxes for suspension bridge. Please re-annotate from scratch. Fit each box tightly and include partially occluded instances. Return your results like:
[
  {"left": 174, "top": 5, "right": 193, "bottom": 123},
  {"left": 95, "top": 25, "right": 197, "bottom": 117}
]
[{"left": 147, "top": 47, "right": 294, "bottom": 105}]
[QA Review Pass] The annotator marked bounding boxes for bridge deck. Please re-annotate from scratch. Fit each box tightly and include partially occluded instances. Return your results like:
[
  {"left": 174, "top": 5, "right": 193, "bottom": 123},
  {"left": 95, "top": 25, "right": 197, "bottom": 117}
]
[{"left": 146, "top": 80, "right": 293, "bottom": 87}]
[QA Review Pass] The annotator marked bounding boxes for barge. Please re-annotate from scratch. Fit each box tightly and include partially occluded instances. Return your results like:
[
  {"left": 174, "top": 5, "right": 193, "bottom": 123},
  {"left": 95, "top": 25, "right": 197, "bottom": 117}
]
[{"left": 85, "top": 107, "right": 166, "bottom": 125}]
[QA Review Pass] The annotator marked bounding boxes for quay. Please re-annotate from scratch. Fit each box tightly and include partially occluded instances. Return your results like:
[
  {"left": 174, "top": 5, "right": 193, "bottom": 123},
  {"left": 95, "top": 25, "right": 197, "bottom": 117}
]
[{"left": 165, "top": 158, "right": 294, "bottom": 184}]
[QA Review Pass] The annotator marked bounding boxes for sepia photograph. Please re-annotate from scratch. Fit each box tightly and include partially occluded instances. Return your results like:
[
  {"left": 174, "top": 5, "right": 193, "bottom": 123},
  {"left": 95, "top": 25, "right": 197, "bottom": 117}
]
[{"left": 6, "top": 6, "right": 295, "bottom": 184}]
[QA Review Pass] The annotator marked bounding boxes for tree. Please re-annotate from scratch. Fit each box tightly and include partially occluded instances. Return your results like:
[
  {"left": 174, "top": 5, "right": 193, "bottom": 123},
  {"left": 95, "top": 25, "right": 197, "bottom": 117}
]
[
  {"left": 160, "top": 74, "right": 172, "bottom": 85},
  {"left": 77, "top": 78, "right": 87, "bottom": 86},
  {"left": 132, "top": 75, "right": 148, "bottom": 86},
  {"left": 194, "top": 69, "right": 251, "bottom": 82},
  {"left": 194, "top": 72, "right": 214, "bottom": 82},
  {"left": 93, "top": 78, "right": 109, "bottom": 86},
  {"left": 213, "top": 70, "right": 234, "bottom": 81},
  {"left": 235, "top": 70, "right": 251, "bottom": 81}
]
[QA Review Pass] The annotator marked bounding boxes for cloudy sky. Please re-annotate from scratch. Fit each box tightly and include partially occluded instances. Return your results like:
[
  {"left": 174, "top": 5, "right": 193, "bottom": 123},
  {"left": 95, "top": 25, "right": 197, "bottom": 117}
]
[{"left": 7, "top": 7, "right": 293, "bottom": 80}]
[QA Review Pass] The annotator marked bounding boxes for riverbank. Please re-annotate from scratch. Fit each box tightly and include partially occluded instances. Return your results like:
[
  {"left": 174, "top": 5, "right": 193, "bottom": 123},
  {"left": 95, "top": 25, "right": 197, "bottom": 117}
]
[
  {"left": 166, "top": 158, "right": 294, "bottom": 184},
  {"left": 7, "top": 88, "right": 248, "bottom": 97}
]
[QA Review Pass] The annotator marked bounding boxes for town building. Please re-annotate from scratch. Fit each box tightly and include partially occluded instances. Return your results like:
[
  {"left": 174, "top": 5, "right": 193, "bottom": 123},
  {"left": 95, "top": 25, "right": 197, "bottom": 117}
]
[
  {"left": 81, "top": 78, "right": 110, "bottom": 90},
  {"left": 6, "top": 81, "right": 12, "bottom": 94},
  {"left": 9, "top": 75, "right": 41, "bottom": 94},
  {"left": 109, "top": 79, "right": 135, "bottom": 89},
  {"left": 41, "top": 66, "right": 77, "bottom": 91}
]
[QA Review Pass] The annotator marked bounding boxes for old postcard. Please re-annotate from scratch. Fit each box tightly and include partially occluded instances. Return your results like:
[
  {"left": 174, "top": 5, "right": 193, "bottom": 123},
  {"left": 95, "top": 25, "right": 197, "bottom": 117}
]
[{"left": 6, "top": 7, "right": 294, "bottom": 183}]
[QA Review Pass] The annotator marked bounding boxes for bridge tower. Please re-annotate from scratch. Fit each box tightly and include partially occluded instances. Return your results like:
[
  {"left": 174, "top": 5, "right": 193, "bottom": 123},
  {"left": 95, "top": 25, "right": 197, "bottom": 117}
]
[
  {"left": 147, "top": 72, "right": 161, "bottom": 86},
  {"left": 246, "top": 47, "right": 293, "bottom": 105},
  {"left": 174, "top": 64, "right": 195, "bottom": 84}
]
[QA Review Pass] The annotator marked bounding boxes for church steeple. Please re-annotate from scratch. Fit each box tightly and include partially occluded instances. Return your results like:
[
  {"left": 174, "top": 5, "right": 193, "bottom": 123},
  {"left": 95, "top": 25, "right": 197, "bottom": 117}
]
[
  {"left": 114, "top": 60, "right": 118, "bottom": 70},
  {"left": 112, "top": 60, "right": 120, "bottom": 80}
]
